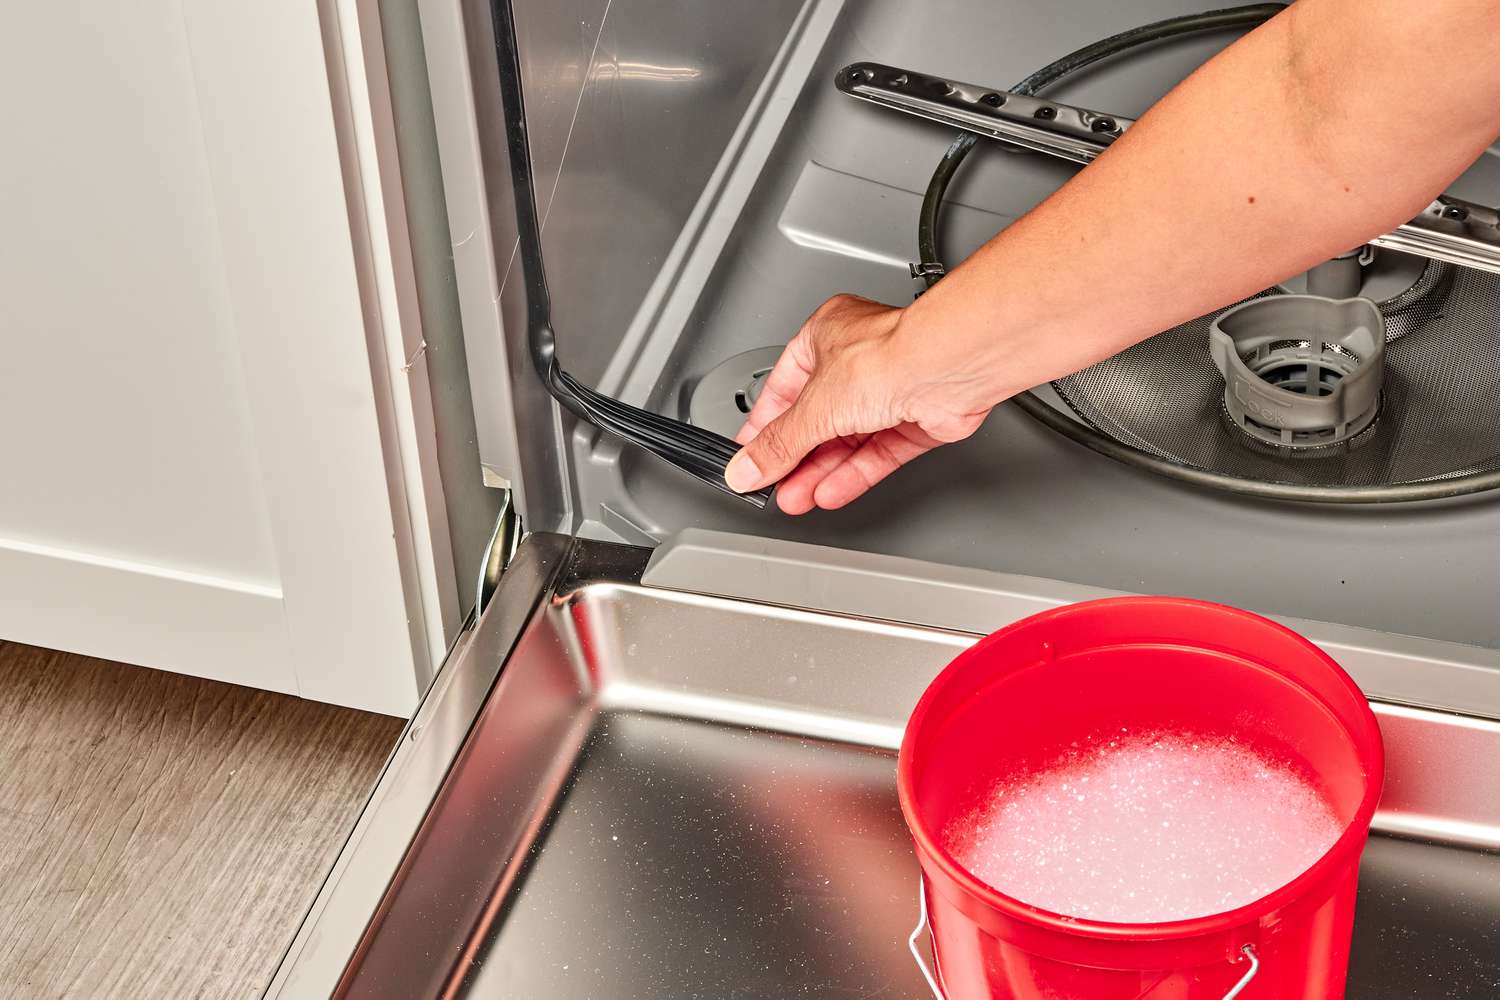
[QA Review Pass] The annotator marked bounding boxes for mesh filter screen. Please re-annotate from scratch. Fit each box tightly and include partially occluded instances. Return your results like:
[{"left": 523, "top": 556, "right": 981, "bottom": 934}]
[{"left": 1052, "top": 261, "right": 1500, "bottom": 486}]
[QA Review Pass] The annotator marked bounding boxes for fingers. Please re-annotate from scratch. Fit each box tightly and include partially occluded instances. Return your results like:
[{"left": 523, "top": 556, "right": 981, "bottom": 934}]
[
  {"left": 773, "top": 437, "right": 860, "bottom": 514},
  {"left": 811, "top": 425, "right": 939, "bottom": 510},
  {"left": 725, "top": 292, "right": 907, "bottom": 499},
  {"left": 733, "top": 333, "right": 814, "bottom": 446},
  {"left": 725, "top": 381, "right": 834, "bottom": 493},
  {"left": 771, "top": 426, "right": 937, "bottom": 514}
]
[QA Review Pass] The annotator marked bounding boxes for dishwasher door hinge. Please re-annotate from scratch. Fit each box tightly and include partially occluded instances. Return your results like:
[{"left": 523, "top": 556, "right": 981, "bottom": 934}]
[{"left": 475, "top": 488, "right": 522, "bottom": 615}]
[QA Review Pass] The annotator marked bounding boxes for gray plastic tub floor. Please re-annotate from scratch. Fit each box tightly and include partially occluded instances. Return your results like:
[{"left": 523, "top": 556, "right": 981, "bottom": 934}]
[{"left": 564, "top": 0, "right": 1500, "bottom": 653}]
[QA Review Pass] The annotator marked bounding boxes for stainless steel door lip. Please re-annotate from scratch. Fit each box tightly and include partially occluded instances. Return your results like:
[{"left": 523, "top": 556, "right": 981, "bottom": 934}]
[
  {"left": 268, "top": 536, "right": 1500, "bottom": 998},
  {"left": 261, "top": 533, "right": 585, "bottom": 1000}
]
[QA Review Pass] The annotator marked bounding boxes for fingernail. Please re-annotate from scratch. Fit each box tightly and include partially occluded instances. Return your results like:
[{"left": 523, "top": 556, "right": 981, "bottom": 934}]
[{"left": 725, "top": 450, "right": 762, "bottom": 493}]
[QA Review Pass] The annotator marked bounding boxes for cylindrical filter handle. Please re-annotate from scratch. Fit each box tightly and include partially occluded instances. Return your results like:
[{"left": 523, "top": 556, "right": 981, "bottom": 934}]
[{"left": 1305, "top": 249, "right": 1364, "bottom": 298}]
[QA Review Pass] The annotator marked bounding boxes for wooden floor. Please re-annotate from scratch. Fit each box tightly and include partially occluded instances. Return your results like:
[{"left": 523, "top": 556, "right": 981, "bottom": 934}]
[{"left": 0, "top": 642, "right": 403, "bottom": 999}]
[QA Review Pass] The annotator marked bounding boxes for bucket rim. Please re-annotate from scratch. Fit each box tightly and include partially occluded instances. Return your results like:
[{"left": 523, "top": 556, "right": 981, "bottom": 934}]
[{"left": 896, "top": 595, "right": 1385, "bottom": 942}]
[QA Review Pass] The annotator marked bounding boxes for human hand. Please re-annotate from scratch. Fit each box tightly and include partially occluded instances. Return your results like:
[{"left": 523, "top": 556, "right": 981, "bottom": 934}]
[{"left": 724, "top": 293, "right": 998, "bottom": 514}]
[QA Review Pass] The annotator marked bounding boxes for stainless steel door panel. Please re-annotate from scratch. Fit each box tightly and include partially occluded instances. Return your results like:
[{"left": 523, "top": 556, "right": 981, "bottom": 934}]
[{"left": 268, "top": 535, "right": 1500, "bottom": 998}]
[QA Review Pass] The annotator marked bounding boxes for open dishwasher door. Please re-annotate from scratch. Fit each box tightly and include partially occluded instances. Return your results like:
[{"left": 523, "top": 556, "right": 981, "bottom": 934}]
[
  {"left": 268, "top": 0, "right": 1500, "bottom": 995},
  {"left": 265, "top": 531, "right": 1500, "bottom": 998}
]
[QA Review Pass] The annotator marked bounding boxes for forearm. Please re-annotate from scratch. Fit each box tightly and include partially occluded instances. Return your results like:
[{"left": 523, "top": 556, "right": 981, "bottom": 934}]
[{"left": 897, "top": 0, "right": 1500, "bottom": 403}]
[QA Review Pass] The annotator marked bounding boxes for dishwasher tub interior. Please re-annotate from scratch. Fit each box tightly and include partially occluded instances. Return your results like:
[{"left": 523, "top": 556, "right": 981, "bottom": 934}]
[{"left": 436, "top": 0, "right": 1500, "bottom": 653}]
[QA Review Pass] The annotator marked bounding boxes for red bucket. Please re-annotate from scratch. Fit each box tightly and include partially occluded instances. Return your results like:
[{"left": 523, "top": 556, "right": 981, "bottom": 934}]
[{"left": 897, "top": 597, "right": 1384, "bottom": 999}]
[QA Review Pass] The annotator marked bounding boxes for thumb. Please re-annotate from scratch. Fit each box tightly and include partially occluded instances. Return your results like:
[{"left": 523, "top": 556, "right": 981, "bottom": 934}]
[{"left": 725, "top": 392, "right": 830, "bottom": 494}]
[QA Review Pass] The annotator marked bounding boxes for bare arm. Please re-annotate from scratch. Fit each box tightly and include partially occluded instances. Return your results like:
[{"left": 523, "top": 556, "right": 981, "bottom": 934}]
[{"left": 728, "top": 0, "right": 1500, "bottom": 513}]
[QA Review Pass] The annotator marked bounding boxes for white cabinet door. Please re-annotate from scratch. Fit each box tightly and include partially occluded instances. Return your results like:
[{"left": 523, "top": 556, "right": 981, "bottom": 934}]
[{"left": 0, "top": 2, "right": 453, "bottom": 716}]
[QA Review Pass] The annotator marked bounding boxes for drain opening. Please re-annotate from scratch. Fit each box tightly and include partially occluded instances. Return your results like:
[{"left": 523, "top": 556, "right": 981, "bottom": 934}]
[
  {"left": 733, "top": 367, "right": 774, "bottom": 414},
  {"left": 687, "top": 347, "right": 786, "bottom": 438}
]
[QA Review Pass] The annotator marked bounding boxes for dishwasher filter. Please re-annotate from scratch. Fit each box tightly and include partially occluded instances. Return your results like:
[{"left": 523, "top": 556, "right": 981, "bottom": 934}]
[
  {"left": 1207, "top": 294, "right": 1387, "bottom": 452},
  {"left": 1052, "top": 259, "right": 1500, "bottom": 487}
]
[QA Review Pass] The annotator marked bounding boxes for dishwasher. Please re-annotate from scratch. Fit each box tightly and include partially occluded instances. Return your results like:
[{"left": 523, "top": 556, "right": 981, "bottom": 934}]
[{"left": 266, "top": 1, "right": 1500, "bottom": 996}]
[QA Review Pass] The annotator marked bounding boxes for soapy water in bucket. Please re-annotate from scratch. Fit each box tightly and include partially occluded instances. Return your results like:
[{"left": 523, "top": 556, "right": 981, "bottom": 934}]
[{"left": 945, "top": 728, "right": 1344, "bottom": 924}]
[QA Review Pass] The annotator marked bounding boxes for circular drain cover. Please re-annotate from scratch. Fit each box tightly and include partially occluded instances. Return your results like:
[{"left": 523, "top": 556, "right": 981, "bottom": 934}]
[
  {"left": 1052, "top": 258, "right": 1500, "bottom": 486},
  {"left": 688, "top": 346, "right": 783, "bottom": 439}
]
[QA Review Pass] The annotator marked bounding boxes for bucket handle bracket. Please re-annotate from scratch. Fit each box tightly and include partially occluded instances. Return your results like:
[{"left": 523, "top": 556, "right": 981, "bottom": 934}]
[
  {"left": 910, "top": 879, "right": 1260, "bottom": 999},
  {"left": 1223, "top": 944, "right": 1260, "bottom": 999}
]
